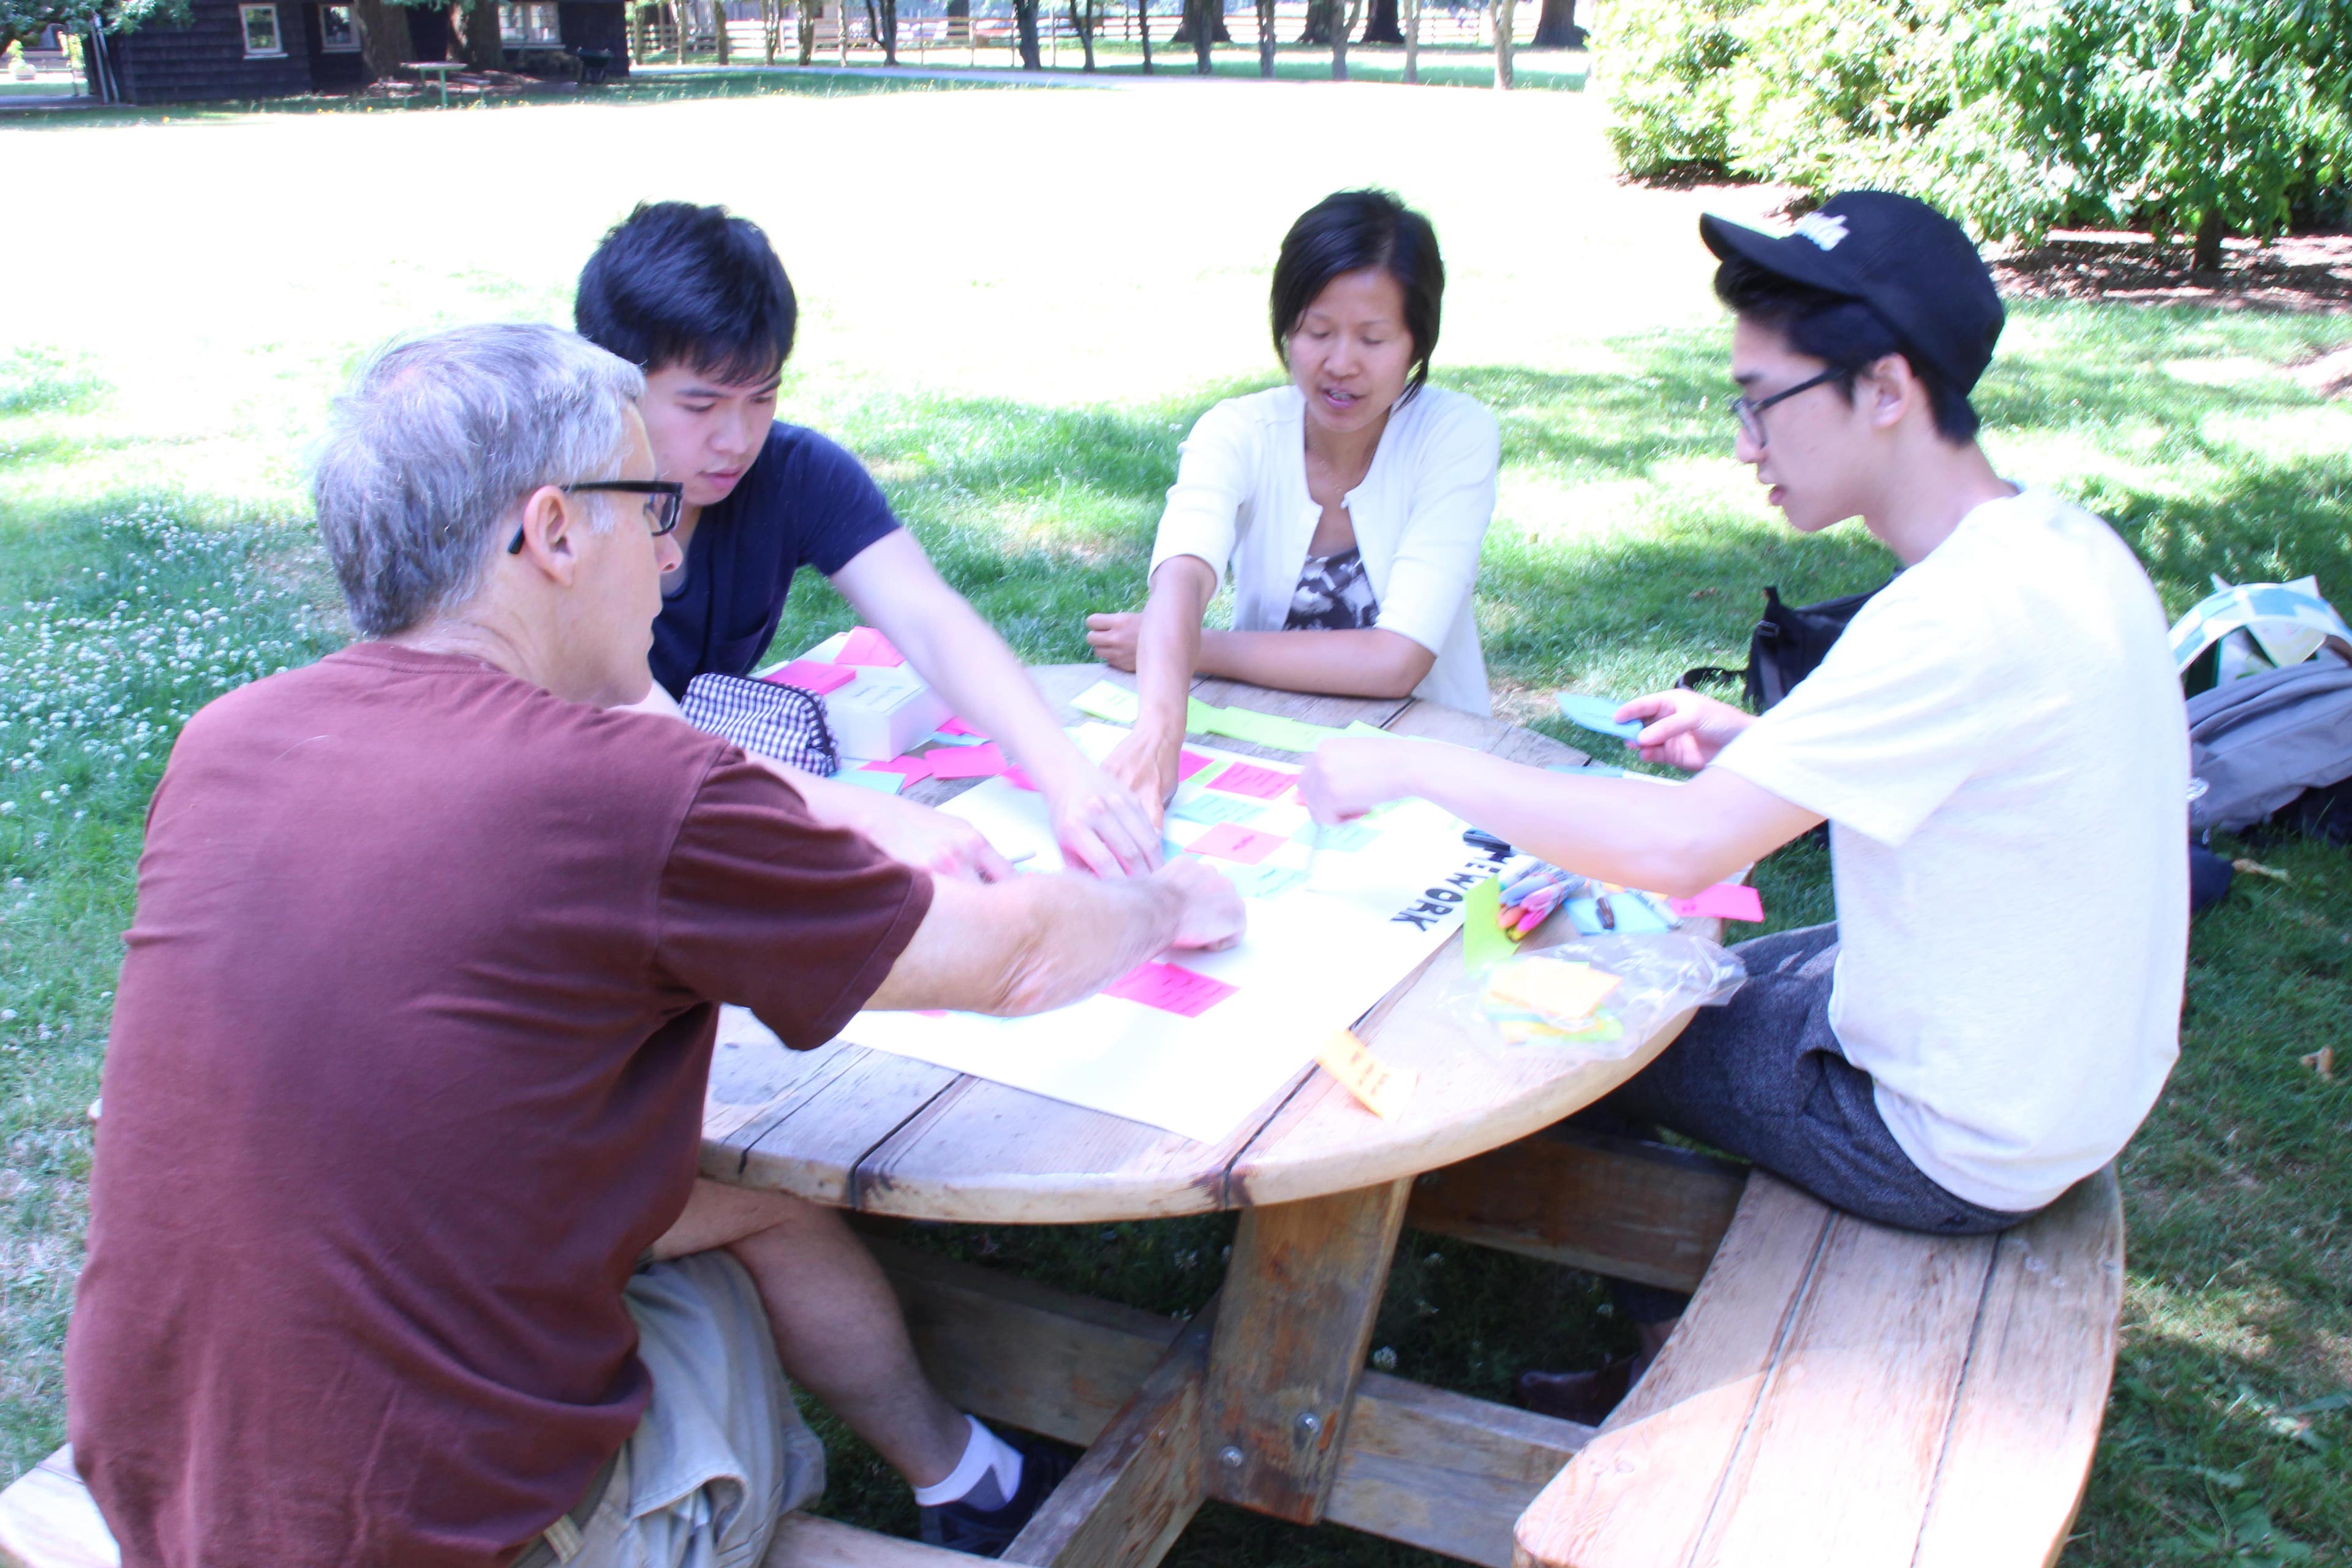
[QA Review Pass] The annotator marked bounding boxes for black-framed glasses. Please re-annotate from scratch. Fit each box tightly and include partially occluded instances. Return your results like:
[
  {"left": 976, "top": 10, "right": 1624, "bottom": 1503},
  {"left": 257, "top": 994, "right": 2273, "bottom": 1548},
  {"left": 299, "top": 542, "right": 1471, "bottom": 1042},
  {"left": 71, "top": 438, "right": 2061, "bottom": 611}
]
[
  {"left": 506, "top": 480, "right": 686, "bottom": 554},
  {"left": 1728, "top": 369, "right": 1842, "bottom": 447}
]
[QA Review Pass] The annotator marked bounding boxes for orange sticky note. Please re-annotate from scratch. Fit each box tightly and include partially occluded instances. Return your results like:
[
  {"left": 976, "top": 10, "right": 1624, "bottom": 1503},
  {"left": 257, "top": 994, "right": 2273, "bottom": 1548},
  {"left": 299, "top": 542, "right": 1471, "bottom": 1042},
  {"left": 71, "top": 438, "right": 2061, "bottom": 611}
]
[{"left": 1316, "top": 1029, "right": 1417, "bottom": 1120}]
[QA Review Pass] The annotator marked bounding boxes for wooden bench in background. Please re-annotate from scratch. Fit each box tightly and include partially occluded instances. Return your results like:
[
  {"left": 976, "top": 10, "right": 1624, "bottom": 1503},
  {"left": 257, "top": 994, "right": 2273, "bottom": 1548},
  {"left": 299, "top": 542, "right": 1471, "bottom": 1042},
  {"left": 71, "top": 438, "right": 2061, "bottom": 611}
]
[{"left": 0, "top": 1139, "right": 2124, "bottom": 1568}]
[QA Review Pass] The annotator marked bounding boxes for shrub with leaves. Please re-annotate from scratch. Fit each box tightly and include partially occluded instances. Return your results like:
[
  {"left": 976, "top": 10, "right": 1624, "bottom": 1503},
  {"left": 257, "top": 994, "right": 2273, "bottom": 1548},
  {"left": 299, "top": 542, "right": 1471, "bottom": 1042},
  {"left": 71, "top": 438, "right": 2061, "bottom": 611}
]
[{"left": 1600, "top": 0, "right": 2352, "bottom": 263}]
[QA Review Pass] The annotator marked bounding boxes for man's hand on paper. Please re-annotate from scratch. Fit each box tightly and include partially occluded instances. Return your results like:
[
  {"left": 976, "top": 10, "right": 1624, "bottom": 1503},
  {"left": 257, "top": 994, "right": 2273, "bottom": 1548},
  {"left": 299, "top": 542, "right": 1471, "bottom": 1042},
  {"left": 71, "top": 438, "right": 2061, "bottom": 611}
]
[
  {"left": 821, "top": 783, "right": 1016, "bottom": 884},
  {"left": 1156, "top": 856, "right": 1246, "bottom": 953},
  {"left": 1616, "top": 688, "right": 1754, "bottom": 772},
  {"left": 1082, "top": 611, "right": 1142, "bottom": 673},
  {"left": 1043, "top": 763, "right": 1164, "bottom": 878},
  {"left": 1297, "top": 736, "right": 1419, "bottom": 824}
]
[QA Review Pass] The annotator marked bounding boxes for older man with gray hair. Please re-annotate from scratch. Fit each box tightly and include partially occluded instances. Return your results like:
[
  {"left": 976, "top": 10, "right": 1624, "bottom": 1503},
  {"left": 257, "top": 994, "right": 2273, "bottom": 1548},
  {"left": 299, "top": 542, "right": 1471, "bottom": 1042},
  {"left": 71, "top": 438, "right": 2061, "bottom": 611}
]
[{"left": 66, "top": 323, "right": 1243, "bottom": 1568}]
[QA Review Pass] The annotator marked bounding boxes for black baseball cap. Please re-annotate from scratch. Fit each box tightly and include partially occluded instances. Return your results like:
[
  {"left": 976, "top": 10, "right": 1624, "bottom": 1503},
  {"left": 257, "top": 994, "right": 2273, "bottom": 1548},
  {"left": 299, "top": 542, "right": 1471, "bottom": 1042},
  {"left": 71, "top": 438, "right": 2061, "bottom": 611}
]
[{"left": 1699, "top": 191, "right": 2005, "bottom": 394}]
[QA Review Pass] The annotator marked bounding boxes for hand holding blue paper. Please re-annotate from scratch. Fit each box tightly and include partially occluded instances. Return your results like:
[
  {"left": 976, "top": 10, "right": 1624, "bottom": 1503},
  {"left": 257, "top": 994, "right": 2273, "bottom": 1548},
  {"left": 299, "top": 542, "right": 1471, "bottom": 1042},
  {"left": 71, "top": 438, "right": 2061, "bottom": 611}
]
[{"left": 1556, "top": 693, "right": 1645, "bottom": 744}]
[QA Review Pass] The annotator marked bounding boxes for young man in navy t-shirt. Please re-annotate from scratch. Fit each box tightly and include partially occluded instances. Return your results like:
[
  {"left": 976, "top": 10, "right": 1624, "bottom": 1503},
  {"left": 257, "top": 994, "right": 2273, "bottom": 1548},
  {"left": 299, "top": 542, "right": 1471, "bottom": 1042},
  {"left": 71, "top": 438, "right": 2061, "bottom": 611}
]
[{"left": 576, "top": 202, "right": 1158, "bottom": 879}]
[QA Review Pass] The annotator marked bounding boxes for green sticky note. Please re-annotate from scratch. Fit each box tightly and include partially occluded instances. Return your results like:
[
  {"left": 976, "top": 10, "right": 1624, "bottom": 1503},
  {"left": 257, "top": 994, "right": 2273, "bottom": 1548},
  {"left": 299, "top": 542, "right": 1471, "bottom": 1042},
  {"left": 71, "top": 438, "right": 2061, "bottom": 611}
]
[
  {"left": 1185, "top": 697, "right": 1220, "bottom": 734},
  {"left": 1343, "top": 720, "right": 1391, "bottom": 739},
  {"left": 1202, "top": 707, "right": 1342, "bottom": 752},
  {"left": 1461, "top": 877, "right": 1516, "bottom": 973},
  {"left": 1073, "top": 679, "right": 1141, "bottom": 724},
  {"left": 1168, "top": 793, "right": 1264, "bottom": 826},
  {"left": 1291, "top": 821, "right": 1378, "bottom": 851},
  {"left": 1224, "top": 864, "right": 1309, "bottom": 899}
]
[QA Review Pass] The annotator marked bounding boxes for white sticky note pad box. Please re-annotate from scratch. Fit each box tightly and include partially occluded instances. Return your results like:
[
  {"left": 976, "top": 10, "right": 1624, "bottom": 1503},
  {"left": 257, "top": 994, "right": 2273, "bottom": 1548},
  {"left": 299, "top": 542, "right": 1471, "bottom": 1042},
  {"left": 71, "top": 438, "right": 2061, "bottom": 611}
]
[{"left": 790, "top": 632, "right": 949, "bottom": 761}]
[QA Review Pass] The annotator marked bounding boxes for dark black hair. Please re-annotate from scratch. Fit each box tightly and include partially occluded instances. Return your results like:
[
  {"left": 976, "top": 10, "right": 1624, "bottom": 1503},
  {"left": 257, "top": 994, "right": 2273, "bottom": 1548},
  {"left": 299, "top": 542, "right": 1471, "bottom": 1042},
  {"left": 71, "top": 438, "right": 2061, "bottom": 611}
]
[
  {"left": 1270, "top": 190, "right": 1445, "bottom": 398},
  {"left": 575, "top": 201, "right": 797, "bottom": 383},
  {"left": 1713, "top": 254, "right": 1980, "bottom": 443}
]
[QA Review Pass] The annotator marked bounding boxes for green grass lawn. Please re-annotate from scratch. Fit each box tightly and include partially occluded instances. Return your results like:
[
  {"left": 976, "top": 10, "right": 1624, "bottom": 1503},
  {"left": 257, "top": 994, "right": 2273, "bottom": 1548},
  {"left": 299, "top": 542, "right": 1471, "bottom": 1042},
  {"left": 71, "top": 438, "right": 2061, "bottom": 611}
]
[{"left": 1, "top": 80, "right": 2347, "bottom": 1565}]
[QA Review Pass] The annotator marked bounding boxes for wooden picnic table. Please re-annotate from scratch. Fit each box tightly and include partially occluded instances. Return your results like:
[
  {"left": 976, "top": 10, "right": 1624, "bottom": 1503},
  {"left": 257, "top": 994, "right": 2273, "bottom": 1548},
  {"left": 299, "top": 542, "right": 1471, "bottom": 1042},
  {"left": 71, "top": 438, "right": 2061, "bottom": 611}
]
[{"left": 701, "top": 665, "right": 1723, "bottom": 1567}]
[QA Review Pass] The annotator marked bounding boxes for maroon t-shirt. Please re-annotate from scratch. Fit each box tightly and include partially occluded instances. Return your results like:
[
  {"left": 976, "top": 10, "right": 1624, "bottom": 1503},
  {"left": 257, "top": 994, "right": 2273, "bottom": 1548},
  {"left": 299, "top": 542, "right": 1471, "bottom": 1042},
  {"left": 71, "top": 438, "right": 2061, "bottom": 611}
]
[{"left": 66, "top": 645, "right": 932, "bottom": 1568}]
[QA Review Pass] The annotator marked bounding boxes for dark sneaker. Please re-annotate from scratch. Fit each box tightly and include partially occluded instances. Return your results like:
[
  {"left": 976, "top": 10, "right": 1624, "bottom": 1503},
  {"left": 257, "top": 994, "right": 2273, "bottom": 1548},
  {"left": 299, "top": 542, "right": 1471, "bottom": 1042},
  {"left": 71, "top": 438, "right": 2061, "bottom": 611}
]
[
  {"left": 917, "top": 1428, "right": 1078, "bottom": 1558},
  {"left": 1512, "top": 1354, "right": 1644, "bottom": 1426}
]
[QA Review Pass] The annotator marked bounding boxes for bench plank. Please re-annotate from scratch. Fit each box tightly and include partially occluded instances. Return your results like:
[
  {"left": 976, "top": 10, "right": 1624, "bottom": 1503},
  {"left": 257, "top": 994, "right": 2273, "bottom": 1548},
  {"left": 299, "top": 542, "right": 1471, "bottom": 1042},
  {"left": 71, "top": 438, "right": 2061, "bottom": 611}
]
[
  {"left": 1512, "top": 1172, "right": 1833, "bottom": 1568},
  {"left": 0, "top": 1450, "right": 116, "bottom": 1568},
  {"left": 1330, "top": 1375, "right": 1592, "bottom": 1568},
  {"left": 1913, "top": 1167, "right": 2124, "bottom": 1568},
  {"left": 1692, "top": 1218, "right": 1997, "bottom": 1567}
]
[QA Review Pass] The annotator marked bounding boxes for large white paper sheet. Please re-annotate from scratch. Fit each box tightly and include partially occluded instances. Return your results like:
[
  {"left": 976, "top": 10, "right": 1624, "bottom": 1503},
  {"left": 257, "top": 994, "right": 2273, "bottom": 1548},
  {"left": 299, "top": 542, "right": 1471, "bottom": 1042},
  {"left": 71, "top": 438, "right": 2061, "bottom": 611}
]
[{"left": 733, "top": 725, "right": 1505, "bottom": 1145}]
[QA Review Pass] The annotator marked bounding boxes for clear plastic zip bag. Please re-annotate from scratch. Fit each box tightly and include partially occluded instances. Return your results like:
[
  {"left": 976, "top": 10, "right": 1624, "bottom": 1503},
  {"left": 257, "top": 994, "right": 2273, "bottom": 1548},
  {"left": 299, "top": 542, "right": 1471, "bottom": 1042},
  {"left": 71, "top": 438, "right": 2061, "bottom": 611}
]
[{"left": 1457, "top": 934, "right": 1747, "bottom": 1059}]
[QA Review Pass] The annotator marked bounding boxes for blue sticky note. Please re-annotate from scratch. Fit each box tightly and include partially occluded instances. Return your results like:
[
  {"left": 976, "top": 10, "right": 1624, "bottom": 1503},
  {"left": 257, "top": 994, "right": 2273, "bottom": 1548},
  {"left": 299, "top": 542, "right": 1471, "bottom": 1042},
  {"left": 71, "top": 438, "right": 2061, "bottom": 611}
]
[
  {"left": 1169, "top": 793, "right": 1264, "bottom": 826},
  {"left": 838, "top": 769, "right": 905, "bottom": 796},
  {"left": 1564, "top": 892, "right": 1676, "bottom": 935},
  {"left": 1556, "top": 693, "right": 1643, "bottom": 742},
  {"left": 1290, "top": 821, "right": 1378, "bottom": 852}
]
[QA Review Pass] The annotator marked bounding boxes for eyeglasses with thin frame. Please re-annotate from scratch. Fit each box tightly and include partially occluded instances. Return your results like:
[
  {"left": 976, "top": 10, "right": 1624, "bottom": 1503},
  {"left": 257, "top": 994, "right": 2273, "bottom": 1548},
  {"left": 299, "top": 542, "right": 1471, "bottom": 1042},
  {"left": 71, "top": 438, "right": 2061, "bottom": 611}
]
[
  {"left": 506, "top": 480, "right": 687, "bottom": 554},
  {"left": 1728, "top": 368, "right": 1842, "bottom": 448}
]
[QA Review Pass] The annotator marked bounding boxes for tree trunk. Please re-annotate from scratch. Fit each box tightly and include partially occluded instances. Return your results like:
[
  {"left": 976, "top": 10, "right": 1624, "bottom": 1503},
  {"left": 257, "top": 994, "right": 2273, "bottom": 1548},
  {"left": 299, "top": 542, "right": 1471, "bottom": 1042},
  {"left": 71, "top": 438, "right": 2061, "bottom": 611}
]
[
  {"left": 877, "top": 0, "right": 894, "bottom": 62},
  {"left": 1137, "top": 0, "right": 1150, "bottom": 69},
  {"left": 353, "top": 0, "right": 414, "bottom": 78},
  {"left": 1401, "top": 0, "right": 1415, "bottom": 79},
  {"left": 1528, "top": 0, "right": 1580, "bottom": 47},
  {"left": 1254, "top": 0, "right": 1272, "bottom": 73},
  {"left": 1492, "top": 0, "right": 1512, "bottom": 88},
  {"left": 715, "top": 0, "right": 733, "bottom": 61},
  {"left": 2192, "top": 211, "right": 2226, "bottom": 274},
  {"left": 1012, "top": 0, "right": 1040, "bottom": 66},
  {"left": 797, "top": 0, "right": 814, "bottom": 59},
  {"left": 760, "top": 0, "right": 774, "bottom": 62},
  {"left": 1297, "top": 0, "right": 1334, "bottom": 42},
  {"left": 453, "top": 0, "right": 503, "bottom": 67},
  {"left": 1169, "top": 0, "right": 1227, "bottom": 45},
  {"left": 666, "top": 0, "right": 683, "bottom": 58},
  {"left": 1330, "top": 0, "right": 1350, "bottom": 77},
  {"left": 1069, "top": 0, "right": 1095, "bottom": 67},
  {"left": 1361, "top": 0, "right": 1399, "bottom": 45}
]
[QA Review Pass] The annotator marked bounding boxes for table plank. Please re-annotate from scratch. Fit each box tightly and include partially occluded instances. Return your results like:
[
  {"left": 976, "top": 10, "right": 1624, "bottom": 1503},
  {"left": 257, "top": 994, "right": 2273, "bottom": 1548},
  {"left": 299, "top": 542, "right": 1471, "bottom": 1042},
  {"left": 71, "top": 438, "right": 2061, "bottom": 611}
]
[
  {"left": 852, "top": 1069, "right": 1310, "bottom": 1223},
  {"left": 724, "top": 1044, "right": 962, "bottom": 1205}
]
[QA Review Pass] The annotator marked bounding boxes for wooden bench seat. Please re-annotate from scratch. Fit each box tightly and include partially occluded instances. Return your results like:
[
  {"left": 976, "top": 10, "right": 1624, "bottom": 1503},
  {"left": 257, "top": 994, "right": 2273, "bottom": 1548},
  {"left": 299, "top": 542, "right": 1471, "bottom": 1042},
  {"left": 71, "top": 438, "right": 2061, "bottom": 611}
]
[
  {"left": 1510, "top": 1164, "right": 2125, "bottom": 1568},
  {"left": 0, "top": 1447, "right": 971, "bottom": 1568}
]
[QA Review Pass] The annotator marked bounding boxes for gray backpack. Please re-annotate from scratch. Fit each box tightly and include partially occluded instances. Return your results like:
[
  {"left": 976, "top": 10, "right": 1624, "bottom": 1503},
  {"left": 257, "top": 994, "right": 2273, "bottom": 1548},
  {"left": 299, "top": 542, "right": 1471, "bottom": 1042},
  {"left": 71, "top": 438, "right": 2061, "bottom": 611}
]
[{"left": 2187, "top": 655, "right": 2352, "bottom": 839}]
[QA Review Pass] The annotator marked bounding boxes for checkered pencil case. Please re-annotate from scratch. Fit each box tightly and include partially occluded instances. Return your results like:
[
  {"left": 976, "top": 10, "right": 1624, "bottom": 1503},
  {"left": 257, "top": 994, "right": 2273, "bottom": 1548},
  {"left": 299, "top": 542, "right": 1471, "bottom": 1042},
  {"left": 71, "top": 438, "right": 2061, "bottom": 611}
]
[{"left": 679, "top": 672, "right": 840, "bottom": 777}]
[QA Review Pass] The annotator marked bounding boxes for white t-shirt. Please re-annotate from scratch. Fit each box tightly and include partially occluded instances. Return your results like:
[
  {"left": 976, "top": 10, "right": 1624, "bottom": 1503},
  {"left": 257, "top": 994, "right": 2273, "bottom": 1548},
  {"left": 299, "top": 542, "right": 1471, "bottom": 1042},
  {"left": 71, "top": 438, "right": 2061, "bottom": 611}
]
[
  {"left": 1150, "top": 385, "right": 1499, "bottom": 715},
  {"left": 1714, "top": 486, "right": 2188, "bottom": 1212}
]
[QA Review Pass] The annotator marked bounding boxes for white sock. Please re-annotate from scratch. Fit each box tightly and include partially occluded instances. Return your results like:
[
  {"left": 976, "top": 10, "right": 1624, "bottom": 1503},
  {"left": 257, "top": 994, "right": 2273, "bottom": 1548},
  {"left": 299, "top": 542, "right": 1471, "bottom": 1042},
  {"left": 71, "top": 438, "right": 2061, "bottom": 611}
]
[{"left": 911, "top": 1415, "right": 1024, "bottom": 1510}]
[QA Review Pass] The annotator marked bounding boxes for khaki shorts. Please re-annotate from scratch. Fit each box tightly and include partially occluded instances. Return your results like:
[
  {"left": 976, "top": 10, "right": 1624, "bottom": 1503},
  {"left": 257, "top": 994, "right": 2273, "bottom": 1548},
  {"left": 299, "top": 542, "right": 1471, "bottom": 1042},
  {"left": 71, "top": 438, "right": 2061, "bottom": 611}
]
[{"left": 552, "top": 1251, "right": 826, "bottom": 1568}]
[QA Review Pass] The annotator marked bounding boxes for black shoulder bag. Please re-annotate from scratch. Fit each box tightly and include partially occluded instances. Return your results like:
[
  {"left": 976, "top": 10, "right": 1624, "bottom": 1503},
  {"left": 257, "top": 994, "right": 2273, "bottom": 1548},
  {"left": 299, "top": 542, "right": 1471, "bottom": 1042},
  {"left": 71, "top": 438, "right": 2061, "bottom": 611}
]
[{"left": 1679, "top": 584, "right": 1887, "bottom": 713}]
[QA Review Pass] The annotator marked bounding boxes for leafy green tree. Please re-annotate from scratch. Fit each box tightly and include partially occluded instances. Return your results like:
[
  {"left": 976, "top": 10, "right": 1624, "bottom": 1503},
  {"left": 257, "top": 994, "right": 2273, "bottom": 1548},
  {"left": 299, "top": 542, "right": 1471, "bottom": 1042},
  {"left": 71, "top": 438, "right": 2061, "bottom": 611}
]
[{"left": 1, "top": 0, "right": 178, "bottom": 58}]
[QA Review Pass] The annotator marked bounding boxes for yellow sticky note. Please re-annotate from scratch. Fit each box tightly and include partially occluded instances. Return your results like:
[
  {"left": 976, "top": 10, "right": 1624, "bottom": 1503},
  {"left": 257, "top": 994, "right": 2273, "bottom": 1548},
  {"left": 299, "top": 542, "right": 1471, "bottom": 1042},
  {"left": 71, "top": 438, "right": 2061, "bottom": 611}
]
[
  {"left": 1316, "top": 1029, "right": 1417, "bottom": 1120},
  {"left": 1485, "top": 959, "right": 1622, "bottom": 1025}
]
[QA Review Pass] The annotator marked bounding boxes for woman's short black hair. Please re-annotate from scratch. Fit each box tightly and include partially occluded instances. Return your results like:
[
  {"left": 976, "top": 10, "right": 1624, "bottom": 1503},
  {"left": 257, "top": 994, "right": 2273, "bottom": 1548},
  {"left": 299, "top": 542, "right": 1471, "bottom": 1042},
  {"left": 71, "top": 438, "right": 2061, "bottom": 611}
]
[
  {"left": 1713, "top": 254, "right": 1980, "bottom": 443},
  {"left": 575, "top": 201, "right": 797, "bottom": 384},
  {"left": 1270, "top": 190, "right": 1445, "bottom": 398}
]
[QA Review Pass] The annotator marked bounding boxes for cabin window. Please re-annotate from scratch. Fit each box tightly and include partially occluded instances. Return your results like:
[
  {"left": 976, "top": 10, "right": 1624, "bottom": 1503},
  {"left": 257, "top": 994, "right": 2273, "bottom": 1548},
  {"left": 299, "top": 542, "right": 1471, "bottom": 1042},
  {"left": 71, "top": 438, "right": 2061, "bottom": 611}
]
[
  {"left": 318, "top": 4, "right": 360, "bottom": 50},
  {"left": 239, "top": 2, "right": 285, "bottom": 55},
  {"left": 500, "top": 2, "right": 562, "bottom": 43}
]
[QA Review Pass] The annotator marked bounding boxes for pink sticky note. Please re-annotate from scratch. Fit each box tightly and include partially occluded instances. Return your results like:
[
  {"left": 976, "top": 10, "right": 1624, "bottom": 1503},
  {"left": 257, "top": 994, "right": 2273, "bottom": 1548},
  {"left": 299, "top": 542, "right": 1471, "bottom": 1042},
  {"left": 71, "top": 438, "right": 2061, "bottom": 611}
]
[
  {"left": 765, "top": 659, "right": 856, "bottom": 695},
  {"left": 1102, "top": 961, "right": 1237, "bottom": 1018},
  {"left": 1185, "top": 823, "right": 1285, "bottom": 864},
  {"left": 837, "top": 626, "right": 905, "bottom": 667},
  {"left": 863, "top": 755, "right": 934, "bottom": 783},
  {"left": 1670, "top": 883, "right": 1765, "bottom": 922},
  {"left": 1003, "top": 766, "right": 1041, "bottom": 792},
  {"left": 1176, "top": 749, "right": 1213, "bottom": 782},
  {"left": 924, "top": 742, "right": 1010, "bottom": 781},
  {"left": 938, "top": 717, "right": 984, "bottom": 738},
  {"left": 1205, "top": 762, "right": 1295, "bottom": 799}
]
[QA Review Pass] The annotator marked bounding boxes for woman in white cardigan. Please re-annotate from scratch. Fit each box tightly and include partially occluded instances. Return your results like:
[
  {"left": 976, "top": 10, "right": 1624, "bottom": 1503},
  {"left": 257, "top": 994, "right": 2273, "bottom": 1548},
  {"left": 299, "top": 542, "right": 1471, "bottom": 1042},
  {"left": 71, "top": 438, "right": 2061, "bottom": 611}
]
[{"left": 1086, "top": 189, "right": 1501, "bottom": 818}]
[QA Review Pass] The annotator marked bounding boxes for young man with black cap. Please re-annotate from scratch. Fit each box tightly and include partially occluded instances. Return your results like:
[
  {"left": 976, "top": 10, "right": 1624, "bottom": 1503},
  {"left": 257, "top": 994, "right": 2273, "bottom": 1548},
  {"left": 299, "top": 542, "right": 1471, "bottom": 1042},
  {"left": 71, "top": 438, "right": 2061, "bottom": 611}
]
[{"left": 1298, "top": 190, "right": 2188, "bottom": 1419}]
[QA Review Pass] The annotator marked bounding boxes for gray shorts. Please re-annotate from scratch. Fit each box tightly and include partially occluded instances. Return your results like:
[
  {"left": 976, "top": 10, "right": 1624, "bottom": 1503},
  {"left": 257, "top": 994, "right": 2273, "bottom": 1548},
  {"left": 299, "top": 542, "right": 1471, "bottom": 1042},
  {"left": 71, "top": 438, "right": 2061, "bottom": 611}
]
[
  {"left": 1587, "top": 923, "right": 2035, "bottom": 1317},
  {"left": 554, "top": 1251, "right": 826, "bottom": 1568}
]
